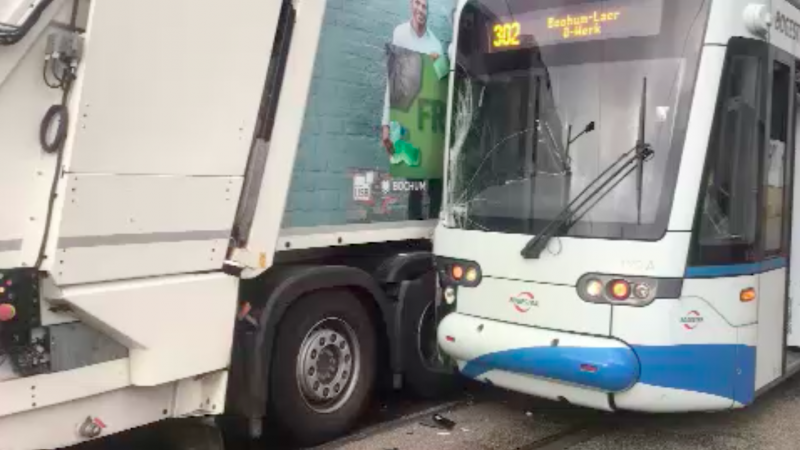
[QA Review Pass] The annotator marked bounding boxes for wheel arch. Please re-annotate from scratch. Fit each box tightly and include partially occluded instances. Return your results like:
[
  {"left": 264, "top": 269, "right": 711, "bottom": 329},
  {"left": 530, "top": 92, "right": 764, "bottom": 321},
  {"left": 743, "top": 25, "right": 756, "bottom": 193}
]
[{"left": 227, "top": 264, "right": 397, "bottom": 423}]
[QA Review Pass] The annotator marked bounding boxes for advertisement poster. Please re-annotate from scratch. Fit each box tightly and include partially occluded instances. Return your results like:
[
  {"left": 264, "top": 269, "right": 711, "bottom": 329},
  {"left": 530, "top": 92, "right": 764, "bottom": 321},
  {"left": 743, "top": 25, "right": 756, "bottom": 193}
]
[
  {"left": 385, "top": 46, "right": 449, "bottom": 180},
  {"left": 283, "top": 0, "right": 453, "bottom": 228}
]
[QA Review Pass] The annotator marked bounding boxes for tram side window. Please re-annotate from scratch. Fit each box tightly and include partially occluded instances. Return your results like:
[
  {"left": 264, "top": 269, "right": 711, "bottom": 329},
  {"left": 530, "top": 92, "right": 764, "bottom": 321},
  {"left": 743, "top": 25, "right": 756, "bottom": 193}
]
[
  {"left": 695, "top": 54, "right": 765, "bottom": 265},
  {"left": 763, "top": 61, "right": 791, "bottom": 256}
]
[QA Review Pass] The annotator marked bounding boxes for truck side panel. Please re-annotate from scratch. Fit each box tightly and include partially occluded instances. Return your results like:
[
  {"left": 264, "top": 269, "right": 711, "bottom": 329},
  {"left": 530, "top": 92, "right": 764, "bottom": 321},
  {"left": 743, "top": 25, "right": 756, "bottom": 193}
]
[
  {"left": 282, "top": 0, "right": 453, "bottom": 229},
  {"left": 237, "top": 0, "right": 455, "bottom": 275}
]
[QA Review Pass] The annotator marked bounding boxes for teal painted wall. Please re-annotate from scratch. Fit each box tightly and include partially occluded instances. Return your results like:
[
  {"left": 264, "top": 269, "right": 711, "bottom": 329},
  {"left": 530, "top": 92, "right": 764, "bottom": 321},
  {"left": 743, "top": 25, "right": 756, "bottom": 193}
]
[{"left": 283, "top": 0, "right": 453, "bottom": 228}]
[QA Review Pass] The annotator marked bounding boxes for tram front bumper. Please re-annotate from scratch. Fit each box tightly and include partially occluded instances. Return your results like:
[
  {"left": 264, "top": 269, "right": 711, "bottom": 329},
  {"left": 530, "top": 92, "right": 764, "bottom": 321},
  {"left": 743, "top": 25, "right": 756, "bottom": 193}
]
[{"left": 437, "top": 313, "right": 640, "bottom": 393}]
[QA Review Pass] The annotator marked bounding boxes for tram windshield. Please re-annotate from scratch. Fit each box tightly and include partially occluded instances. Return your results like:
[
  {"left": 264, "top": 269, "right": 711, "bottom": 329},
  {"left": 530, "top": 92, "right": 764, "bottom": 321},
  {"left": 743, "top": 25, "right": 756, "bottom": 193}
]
[{"left": 447, "top": 0, "right": 709, "bottom": 239}]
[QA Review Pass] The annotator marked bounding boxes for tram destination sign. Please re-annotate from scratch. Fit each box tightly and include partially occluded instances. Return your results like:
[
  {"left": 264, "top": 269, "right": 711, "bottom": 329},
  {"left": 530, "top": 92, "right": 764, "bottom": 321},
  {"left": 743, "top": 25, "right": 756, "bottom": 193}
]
[{"left": 489, "top": 0, "right": 664, "bottom": 51}]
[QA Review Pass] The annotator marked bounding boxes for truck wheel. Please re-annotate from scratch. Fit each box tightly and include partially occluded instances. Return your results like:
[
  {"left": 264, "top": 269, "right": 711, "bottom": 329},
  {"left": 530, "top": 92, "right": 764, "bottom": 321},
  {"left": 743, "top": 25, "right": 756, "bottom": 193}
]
[
  {"left": 402, "top": 290, "right": 460, "bottom": 399},
  {"left": 270, "top": 290, "right": 376, "bottom": 447}
]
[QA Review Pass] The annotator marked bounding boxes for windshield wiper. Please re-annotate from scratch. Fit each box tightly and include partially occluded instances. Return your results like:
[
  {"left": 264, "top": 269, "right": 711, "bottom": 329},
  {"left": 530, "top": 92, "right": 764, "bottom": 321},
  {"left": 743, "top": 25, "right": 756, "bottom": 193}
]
[{"left": 521, "top": 78, "right": 653, "bottom": 259}]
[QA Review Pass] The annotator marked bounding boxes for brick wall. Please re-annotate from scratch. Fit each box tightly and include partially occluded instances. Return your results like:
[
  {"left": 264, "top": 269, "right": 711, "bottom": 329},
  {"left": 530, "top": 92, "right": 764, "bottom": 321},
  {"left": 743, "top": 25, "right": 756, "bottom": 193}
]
[{"left": 283, "top": 0, "right": 453, "bottom": 228}]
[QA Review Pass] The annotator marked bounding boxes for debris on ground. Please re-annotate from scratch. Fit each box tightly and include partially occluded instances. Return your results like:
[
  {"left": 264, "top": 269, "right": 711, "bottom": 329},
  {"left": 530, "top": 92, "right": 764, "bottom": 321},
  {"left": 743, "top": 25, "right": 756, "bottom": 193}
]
[{"left": 419, "top": 413, "right": 456, "bottom": 431}]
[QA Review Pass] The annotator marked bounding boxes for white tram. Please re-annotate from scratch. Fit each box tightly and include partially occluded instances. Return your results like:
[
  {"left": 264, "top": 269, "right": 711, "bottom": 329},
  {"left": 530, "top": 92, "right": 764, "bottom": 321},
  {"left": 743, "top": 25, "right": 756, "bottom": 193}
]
[{"left": 434, "top": 0, "right": 800, "bottom": 411}]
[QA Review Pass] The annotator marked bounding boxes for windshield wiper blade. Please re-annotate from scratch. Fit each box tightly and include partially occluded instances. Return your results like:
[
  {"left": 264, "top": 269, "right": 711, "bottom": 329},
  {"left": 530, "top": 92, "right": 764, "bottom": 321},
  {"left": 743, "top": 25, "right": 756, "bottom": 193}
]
[
  {"left": 635, "top": 78, "right": 648, "bottom": 224},
  {"left": 520, "top": 79, "right": 653, "bottom": 259},
  {"left": 519, "top": 145, "right": 653, "bottom": 259}
]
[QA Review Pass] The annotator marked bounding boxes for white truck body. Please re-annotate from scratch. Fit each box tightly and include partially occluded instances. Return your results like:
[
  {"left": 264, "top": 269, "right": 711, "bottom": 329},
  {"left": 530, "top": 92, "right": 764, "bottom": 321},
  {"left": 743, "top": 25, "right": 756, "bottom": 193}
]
[{"left": 0, "top": 0, "right": 450, "bottom": 448}]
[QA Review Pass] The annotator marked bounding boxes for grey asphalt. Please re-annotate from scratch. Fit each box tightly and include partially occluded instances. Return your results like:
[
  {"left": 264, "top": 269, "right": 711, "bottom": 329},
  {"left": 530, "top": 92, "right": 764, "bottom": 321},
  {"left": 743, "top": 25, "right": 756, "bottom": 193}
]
[{"left": 322, "top": 374, "right": 800, "bottom": 450}]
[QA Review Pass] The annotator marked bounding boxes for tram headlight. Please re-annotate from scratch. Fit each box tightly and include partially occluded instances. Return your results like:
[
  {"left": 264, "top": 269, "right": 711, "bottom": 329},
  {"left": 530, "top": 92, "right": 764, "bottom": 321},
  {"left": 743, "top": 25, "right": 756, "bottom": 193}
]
[
  {"left": 576, "top": 274, "right": 683, "bottom": 307},
  {"left": 585, "top": 279, "right": 604, "bottom": 298}
]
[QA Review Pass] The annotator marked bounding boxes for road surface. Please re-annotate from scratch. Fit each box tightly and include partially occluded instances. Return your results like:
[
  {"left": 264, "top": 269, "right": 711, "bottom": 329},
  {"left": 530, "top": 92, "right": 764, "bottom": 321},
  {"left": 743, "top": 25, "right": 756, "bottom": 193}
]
[{"left": 311, "top": 374, "right": 800, "bottom": 450}]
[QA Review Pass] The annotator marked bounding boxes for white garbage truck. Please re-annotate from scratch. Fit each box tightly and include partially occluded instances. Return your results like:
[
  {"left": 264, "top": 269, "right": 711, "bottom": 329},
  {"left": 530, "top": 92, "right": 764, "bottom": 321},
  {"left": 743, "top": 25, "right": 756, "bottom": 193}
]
[{"left": 0, "top": 0, "right": 456, "bottom": 448}]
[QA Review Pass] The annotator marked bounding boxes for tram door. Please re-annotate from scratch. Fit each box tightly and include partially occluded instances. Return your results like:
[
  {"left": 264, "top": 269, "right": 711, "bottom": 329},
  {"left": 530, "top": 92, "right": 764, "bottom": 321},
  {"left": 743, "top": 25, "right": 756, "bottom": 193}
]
[
  {"left": 787, "top": 60, "right": 800, "bottom": 353},
  {"left": 756, "top": 55, "right": 795, "bottom": 390}
]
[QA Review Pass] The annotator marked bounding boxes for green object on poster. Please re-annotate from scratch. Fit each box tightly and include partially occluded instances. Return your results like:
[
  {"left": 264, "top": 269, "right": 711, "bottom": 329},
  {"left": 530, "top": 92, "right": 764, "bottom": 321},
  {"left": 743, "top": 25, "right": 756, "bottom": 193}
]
[
  {"left": 433, "top": 53, "right": 450, "bottom": 80},
  {"left": 389, "top": 121, "right": 421, "bottom": 167},
  {"left": 389, "top": 53, "right": 447, "bottom": 180}
]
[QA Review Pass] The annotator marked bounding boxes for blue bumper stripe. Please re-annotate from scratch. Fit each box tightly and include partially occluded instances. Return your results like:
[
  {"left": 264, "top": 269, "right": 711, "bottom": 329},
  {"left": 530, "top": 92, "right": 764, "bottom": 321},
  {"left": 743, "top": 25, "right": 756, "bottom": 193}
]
[
  {"left": 634, "top": 344, "right": 756, "bottom": 405},
  {"left": 461, "top": 346, "right": 640, "bottom": 392},
  {"left": 460, "top": 344, "right": 756, "bottom": 404}
]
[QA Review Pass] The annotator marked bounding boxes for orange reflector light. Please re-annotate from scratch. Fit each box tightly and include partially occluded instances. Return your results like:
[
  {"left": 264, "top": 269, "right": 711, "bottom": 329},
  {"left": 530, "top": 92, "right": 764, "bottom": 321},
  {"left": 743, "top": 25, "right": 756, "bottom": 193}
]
[
  {"left": 451, "top": 265, "right": 464, "bottom": 280},
  {"left": 740, "top": 288, "right": 756, "bottom": 303},
  {"left": 609, "top": 280, "right": 631, "bottom": 300},
  {"left": 465, "top": 267, "right": 479, "bottom": 283},
  {"left": 580, "top": 364, "right": 598, "bottom": 373}
]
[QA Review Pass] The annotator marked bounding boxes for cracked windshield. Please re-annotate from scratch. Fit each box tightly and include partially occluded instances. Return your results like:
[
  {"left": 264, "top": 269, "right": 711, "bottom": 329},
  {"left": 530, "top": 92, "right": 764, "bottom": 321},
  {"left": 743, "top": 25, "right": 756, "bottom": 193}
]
[{"left": 447, "top": 0, "right": 708, "bottom": 239}]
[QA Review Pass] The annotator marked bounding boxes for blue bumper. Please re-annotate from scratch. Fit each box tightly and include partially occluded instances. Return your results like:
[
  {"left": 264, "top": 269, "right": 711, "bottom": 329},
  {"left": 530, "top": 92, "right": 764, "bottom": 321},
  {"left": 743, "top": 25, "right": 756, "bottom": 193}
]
[
  {"left": 461, "top": 345, "right": 641, "bottom": 392},
  {"left": 438, "top": 313, "right": 640, "bottom": 393}
]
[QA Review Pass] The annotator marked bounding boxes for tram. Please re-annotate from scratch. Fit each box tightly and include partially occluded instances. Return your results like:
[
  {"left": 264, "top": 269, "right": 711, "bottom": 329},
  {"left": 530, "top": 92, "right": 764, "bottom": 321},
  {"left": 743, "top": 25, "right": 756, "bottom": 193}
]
[{"left": 434, "top": 0, "right": 800, "bottom": 411}]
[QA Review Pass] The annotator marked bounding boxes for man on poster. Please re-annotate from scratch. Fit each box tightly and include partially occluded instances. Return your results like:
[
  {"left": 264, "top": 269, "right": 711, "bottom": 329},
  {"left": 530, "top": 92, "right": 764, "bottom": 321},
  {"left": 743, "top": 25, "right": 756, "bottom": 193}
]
[{"left": 381, "top": 0, "right": 446, "bottom": 220}]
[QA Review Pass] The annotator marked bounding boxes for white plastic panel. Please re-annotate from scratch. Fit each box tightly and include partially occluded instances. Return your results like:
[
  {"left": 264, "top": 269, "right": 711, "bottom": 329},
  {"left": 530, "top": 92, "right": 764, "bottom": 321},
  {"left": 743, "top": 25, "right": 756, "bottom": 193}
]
[
  {"left": 66, "top": 0, "right": 281, "bottom": 176},
  {"left": 0, "top": 381, "right": 177, "bottom": 450},
  {"left": 48, "top": 174, "right": 239, "bottom": 284},
  {"left": 435, "top": 226, "right": 691, "bottom": 286},
  {"left": 613, "top": 296, "right": 738, "bottom": 347},
  {"left": 611, "top": 299, "right": 676, "bottom": 346},
  {"left": 614, "top": 383, "right": 733, "bottom": 412},
  {"left": 463, "top": 368, "right": 612, "bottom": 412},
  {"left": 0, "top": 359, "right": 129, "bottom": 418},
  {"left": 53, "top": 240, "right": 229, "bottom": 286},
  {"left": 756, "top": 268, "right": 787, "bottom": 390},
  {"left": 682, "top": 277, "right": 758, "bottom": 327},
  {"left": 62, "top": 273, "right": 238, "bottom": 386},
  {"left": 57, "top": 174, "right": 240, "bottom": 238},
  {"left": 457, "top": 277, "right": 611, "bottom": 336}
]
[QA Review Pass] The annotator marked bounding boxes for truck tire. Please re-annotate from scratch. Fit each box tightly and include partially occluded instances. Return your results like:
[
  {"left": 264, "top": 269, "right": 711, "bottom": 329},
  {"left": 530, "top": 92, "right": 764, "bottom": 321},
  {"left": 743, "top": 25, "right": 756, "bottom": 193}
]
[
  {"left": 401, "top": 289, "right": 460, "bottom": 399},
  {"left": 269, "top": 289, "right": 377, "bottom": 447}
]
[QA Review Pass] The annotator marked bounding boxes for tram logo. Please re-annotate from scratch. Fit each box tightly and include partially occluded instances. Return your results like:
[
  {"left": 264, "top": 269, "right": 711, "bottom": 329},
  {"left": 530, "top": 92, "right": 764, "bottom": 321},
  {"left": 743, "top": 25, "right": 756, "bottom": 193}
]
[
  {"left": 510, "top": 292, "right": 538, "bottom": 313},
  {"left": 680, "top": 310, "right": 704, "bottom": 330}
]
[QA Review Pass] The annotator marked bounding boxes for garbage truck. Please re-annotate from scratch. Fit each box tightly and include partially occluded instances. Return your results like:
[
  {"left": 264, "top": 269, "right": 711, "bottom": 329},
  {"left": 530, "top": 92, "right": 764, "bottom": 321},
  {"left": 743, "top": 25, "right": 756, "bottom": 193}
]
[{"left": 0, "top": 0, "right": 456, "bottom": 448}]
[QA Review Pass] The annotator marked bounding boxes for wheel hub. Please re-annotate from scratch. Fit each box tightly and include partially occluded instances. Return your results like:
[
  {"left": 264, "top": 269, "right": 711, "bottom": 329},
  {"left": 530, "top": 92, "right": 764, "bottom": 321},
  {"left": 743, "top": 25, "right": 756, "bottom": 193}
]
[{"left": 297, "top": 320, "right": 358, "bottom": 413}]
